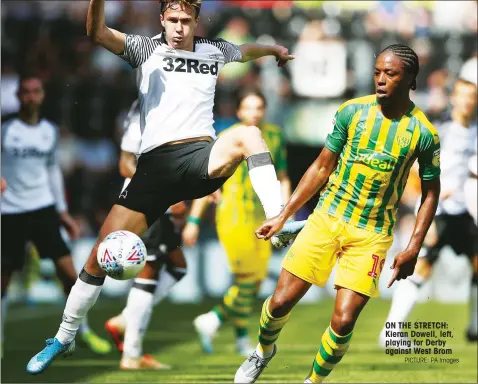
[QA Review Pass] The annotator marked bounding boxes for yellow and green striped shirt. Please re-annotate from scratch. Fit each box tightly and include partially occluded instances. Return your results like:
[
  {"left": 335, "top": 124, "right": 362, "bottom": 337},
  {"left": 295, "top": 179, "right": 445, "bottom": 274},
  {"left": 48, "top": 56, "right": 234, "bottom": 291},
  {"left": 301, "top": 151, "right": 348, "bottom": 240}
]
[
  {"left": 217, "top": 122, "right": 287, "bottom": 225},
  {"left": 318, "top": 95, "right": 441, "bottom": 235}
]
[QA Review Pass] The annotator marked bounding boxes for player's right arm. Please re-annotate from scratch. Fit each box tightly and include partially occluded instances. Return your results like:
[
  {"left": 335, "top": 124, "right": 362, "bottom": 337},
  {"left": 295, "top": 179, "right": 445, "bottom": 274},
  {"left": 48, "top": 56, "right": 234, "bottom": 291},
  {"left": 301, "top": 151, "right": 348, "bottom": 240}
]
[
  {"left": 119, "top": 151, "right": 137, "bottom": 179},
  {"left": 87, "top": 0, "right": 125, "bottom": 54}
]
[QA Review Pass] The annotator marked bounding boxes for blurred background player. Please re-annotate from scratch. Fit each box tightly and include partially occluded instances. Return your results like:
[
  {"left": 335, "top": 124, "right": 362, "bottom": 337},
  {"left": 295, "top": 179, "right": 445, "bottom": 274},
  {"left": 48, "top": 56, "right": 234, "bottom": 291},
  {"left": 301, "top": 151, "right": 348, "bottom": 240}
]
[
  {"left": 234, "top": 44, "right": 442, "bottom": 383},
  {"left": 1, "top": 73, "right": 111, "bottom": 358},
  {"left": 182, "top": 88, "right": 291, "bottom": 356},
  {"left": 379, "top": 66, "right": 478, "bottom": 346},
  {"left": 104, "top": 99, "right": 188, "bottom": 369}
]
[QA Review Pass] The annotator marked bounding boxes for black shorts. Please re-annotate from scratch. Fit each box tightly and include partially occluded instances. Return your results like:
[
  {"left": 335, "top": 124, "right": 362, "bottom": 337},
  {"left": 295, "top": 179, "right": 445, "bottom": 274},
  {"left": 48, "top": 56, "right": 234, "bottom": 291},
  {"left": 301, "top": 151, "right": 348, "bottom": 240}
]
[
  {"left": 142, "top": 214, "right": 181, "bottom": 263},
  {"left": 117, "top": 140, "right": 228, "bottom": 225},
  {"left": 424, "top": 213, "right": 478, "bottom": 265},
  {"left": 1, "top": 205, "right": 70, "bottom": 271}
]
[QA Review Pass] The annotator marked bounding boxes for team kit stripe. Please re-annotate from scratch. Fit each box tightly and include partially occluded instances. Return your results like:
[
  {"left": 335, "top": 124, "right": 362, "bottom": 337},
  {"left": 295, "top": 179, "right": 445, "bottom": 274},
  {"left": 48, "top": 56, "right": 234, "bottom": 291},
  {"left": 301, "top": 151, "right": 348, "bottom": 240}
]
[
  {"left": 318, "top": 98, "right": 433, "bottom": 235},
  {"left": 120, "top": 34, "right": 160, "bottom": 68}
]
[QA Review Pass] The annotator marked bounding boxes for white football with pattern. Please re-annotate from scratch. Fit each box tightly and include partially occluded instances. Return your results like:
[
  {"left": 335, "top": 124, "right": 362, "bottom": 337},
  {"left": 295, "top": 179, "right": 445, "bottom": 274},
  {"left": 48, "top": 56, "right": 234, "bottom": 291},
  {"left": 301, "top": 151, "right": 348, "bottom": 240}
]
[{"left": 97, "top": 230, "right": 147, "bottom": 280}]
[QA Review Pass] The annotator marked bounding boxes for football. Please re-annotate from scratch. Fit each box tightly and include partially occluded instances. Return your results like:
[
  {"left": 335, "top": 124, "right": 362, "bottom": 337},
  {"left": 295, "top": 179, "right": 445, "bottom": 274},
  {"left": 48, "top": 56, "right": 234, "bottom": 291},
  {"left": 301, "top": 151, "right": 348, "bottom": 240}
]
[{"left": 97, "top": 230, "right": 147, "bottom": 280}]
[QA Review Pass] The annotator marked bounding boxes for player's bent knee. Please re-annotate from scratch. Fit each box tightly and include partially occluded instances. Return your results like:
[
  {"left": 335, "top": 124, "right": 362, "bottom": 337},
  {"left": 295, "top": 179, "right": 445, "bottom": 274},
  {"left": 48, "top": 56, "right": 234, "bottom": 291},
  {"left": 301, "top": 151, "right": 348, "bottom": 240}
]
[
  {"left": 331, "top": 311, "right": 357, "bottom": 335},
  {"left": 269, "top": 294, "right": 295, "bottom": 318}
]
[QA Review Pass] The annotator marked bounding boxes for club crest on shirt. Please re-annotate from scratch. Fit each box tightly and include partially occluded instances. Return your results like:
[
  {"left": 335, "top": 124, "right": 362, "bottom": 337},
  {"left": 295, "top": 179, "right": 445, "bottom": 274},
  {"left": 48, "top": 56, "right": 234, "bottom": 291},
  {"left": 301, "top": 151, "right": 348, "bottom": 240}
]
[{"left": 396, "top": 131, "right": 412, "bottom": 148}]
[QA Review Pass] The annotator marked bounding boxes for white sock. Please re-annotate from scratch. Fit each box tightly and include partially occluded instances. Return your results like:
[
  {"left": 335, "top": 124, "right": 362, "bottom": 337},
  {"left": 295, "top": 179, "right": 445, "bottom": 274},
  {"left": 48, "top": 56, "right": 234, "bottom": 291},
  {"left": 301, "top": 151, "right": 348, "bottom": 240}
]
[
  {"left": 1, "top": 296, "right": 8, "bottom": 344},
  {"left": 469, "top": 277, "right": 477, "bottom": 335},
  {"left": 255, "top": 343, "right": 273, "bottom": 359},
  {"left": 55, "top": 269, "right": 104, "bottom": 345},
  {"left": 79, "top": 316, "right": 90, "bottom": 335},
  {"left": 247, "top": 154, "right": 283, "bottom": 219},
  {"left": 382, "top": 278, "right": 420, "bottom": 334},
  {"left": 153, "top": 264, "right": 187, "bottom": 306},
  {"left": 123, "top": 286, "right": 155, "bottom": 358}
]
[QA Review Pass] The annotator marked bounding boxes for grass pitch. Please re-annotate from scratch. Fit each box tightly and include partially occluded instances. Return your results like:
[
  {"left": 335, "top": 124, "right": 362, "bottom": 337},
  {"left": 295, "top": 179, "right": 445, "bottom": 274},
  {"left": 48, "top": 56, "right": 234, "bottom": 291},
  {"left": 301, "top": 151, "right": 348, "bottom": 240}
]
[{"left": 2, "top": 298, "right": 477, "bottom": 383}]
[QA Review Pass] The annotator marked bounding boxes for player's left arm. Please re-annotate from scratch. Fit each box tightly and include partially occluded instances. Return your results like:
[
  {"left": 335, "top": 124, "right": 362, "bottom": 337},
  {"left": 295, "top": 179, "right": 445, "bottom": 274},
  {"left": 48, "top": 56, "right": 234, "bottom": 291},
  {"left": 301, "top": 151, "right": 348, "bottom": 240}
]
[
  {"left": 388, "top": 129, "right": 441, "bottom": 287},
  {"left": 47, "top": 132, "right": 80, "bottom": 239},
  {"left": 238, "top": 43, "right": 295, "bottom": 67}
]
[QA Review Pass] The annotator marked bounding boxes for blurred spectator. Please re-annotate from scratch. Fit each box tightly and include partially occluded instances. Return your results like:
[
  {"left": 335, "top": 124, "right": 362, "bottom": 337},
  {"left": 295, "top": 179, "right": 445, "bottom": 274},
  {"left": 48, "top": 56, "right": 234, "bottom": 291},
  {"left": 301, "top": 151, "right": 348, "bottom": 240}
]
[{"left": 289, "top": 19, "right": 347, "bottom": 98}]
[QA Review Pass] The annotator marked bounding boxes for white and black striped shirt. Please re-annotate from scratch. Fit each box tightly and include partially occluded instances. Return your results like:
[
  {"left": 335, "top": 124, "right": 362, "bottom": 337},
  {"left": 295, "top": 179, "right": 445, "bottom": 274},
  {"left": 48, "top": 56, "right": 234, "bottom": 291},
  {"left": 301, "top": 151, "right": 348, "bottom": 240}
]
[{"left": 117, "top": 32, "right": 242, "bottom": 154}]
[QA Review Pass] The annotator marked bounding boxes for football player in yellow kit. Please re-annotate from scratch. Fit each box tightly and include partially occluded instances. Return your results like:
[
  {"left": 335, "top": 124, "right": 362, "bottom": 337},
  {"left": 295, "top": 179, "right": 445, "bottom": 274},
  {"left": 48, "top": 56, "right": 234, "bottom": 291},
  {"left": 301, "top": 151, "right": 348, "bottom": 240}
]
[
  {"left": 182, "top": 88, "right": 291, "bottom": 356},
  {"left": 234, "top": 44, "right": 441, "bottom": 383}
]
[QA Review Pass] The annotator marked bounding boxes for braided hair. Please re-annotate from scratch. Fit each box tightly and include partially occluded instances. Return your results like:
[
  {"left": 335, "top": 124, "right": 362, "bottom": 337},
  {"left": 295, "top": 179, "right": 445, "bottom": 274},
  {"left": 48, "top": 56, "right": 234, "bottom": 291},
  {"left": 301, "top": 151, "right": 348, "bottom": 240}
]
[{"left": 380, "top": 44, "right": 419, "bottom": 90}]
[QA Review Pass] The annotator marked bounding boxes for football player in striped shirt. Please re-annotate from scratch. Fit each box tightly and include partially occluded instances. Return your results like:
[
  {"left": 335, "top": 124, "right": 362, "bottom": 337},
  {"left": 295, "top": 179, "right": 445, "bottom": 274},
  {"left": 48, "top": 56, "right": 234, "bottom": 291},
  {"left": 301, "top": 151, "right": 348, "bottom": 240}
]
[{"left": 235, "top": 44, "right": 441, "bottom": 383}]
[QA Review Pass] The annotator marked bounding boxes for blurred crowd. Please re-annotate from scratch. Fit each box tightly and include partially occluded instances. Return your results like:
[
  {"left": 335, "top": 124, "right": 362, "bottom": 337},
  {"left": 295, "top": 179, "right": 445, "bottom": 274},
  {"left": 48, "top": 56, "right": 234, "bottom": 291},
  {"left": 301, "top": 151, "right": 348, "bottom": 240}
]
[{"left": 2, "top": 0, "right": 477, "bottom": 236}]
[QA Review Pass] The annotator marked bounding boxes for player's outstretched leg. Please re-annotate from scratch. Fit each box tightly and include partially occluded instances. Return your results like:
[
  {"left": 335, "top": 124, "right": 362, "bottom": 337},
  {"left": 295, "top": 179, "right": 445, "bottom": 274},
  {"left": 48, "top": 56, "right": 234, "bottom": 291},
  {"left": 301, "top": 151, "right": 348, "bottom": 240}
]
[
  {"left": 54, "top": 255, "right": 112, "bottom": 355},
  {"left": 26, "top": 205, "right": 147, "bottom": 375},
  {"left": 304, "top": 288, "right": 368, "bottom": 383},
  {"left": 234, "top": 269, "right": 310, "bottom": 383},
  {"left": 208, "top": 125, "right": 284, "bottom": 220}
]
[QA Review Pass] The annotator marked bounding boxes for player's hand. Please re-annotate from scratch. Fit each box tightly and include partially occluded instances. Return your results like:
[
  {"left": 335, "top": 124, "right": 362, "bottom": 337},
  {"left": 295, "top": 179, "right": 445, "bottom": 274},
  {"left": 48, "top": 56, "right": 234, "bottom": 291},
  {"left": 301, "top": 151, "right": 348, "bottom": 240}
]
[
  {"left": 275, "top": 45, "right": 295, "bottom": 68},
  {"left": 59, "top": 212, "right": 81, "bottom": 240},
  {"left": 1, "top": 177, "right": 7, "bottom": 194},
  {"left": 255, "top": 215, "right": 286, "bottom": 240},
  {"left": 182, "top": 222, "right": 200, "bottom": 247},
  {"left": 387, "top": 249, "right": 419, "bottom": 288}
]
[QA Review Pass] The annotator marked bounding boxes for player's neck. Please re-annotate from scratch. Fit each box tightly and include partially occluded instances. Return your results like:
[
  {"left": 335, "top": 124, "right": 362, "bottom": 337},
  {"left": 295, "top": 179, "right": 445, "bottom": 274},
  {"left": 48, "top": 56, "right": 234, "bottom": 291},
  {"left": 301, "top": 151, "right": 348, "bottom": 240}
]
[
  {"left": 378, "top": 98, "right": 414, "bottom": 120},
  {"left": 451, "top": 109, "right": 471, "bottom": 128},
  {"left": 18, "top": 109, "right": 40, "bottom": 126}
]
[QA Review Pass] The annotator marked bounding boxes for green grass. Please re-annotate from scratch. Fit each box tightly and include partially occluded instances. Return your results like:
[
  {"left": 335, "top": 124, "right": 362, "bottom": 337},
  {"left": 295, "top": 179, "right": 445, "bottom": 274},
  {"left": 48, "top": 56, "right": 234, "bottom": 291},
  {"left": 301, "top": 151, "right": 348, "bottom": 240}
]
[{"left": 2, "top": 298, "right": 477, "bottom": 383}]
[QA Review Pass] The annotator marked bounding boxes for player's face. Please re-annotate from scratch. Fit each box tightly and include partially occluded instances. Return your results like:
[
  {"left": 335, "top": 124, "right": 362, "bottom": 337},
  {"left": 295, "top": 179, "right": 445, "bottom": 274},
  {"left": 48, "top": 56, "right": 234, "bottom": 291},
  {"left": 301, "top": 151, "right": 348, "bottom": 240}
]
[
  {"left": 17, "top": 78, "right": 44, "bottom": 112},
  {"left": 237, "top": 95, "right": 266, "bottom": 127},
  {"left": 161, "top": 3, "right": 198, "bottom": 50},
  {"left": 374, "top": 52, "right": 412, "bottom": 104},
  {"left": 451, "top": 80, "right": 477, "bottom": 118}
]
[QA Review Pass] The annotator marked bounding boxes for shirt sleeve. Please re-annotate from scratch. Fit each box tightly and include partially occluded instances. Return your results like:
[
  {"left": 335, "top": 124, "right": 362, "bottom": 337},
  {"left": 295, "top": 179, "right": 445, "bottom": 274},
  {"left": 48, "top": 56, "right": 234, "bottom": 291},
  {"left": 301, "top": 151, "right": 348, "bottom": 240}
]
[
  {"left": 324, "top": 104, "right": 355, "bottom": 153},
  {"left": 117, "top": 34, "right": 159, "bottom": 68},
  {"left": 416, "top": 129, "right": 441, "bottom": 181},
  {"left": 121, "top": 120, "right": 141, "bottom": 153},
  {"left": 212, "top": 38, "right": 242, "bottom": 64}
]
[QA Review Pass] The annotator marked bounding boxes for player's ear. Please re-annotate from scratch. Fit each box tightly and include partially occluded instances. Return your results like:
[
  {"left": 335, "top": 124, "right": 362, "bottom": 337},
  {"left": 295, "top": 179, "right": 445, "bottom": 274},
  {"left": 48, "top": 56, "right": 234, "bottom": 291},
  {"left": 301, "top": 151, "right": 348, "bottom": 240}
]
[
  {"left": 195, "top": 15, "right": 200, "bottom": 27},
  {"left": 160, "top": 14, "right": 165, "bottom": 28}
]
